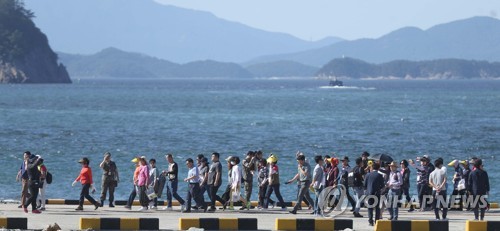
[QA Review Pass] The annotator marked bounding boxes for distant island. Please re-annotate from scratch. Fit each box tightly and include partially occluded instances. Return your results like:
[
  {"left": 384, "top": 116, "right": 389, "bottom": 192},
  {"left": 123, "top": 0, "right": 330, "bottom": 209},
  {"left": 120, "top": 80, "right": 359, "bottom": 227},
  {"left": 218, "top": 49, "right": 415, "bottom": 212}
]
[
  {"left": 317, "top": 58, "right": 500, "bottom": 79},
  {"left": 0, "top": 0, "right": 70, "bottom": 83}
]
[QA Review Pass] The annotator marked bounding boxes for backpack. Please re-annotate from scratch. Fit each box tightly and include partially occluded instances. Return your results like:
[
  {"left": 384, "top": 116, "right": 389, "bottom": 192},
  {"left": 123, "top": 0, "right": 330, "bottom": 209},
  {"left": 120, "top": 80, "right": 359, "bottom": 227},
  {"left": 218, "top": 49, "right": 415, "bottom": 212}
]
[{"left": 46, "top": 172, "right": 53, "bottom": 184}]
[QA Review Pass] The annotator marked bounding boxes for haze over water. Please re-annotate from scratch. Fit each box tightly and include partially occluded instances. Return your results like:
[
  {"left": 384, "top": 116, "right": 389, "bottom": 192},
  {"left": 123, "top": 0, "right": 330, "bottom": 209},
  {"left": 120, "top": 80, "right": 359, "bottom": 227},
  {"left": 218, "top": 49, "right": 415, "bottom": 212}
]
[{"left": 1, "top": 79, "right": 499, "bottom": 202}]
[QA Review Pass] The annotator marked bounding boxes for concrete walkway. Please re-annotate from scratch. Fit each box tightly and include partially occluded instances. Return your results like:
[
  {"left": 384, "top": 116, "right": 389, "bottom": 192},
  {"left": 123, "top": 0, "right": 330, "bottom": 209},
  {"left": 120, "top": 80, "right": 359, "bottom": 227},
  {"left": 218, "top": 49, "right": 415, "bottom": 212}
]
[{"left": 1, "top": 203, "right": 499, "bottom": 230}]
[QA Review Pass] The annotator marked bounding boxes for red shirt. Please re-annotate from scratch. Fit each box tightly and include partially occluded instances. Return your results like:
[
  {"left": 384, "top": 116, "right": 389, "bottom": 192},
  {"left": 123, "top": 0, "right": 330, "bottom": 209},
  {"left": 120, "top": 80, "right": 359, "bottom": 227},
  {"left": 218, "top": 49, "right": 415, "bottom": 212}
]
[{"left": 76, "top": 166, "right": 93, "bottom": 185}]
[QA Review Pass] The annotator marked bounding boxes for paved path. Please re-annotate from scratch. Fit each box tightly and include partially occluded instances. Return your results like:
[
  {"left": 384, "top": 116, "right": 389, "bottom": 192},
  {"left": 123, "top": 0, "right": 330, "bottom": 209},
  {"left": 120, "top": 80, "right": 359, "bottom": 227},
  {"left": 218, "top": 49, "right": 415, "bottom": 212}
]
[{"left": 1, "top": 203, "right": 500, "bottom": 230}]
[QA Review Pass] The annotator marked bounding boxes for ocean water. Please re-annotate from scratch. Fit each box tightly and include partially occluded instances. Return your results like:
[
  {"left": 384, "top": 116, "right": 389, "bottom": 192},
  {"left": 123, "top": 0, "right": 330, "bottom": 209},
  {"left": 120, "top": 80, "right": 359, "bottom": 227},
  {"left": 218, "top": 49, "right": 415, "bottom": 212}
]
[{"left": 1, "top": 79, "right": 499, "bottom": 202}]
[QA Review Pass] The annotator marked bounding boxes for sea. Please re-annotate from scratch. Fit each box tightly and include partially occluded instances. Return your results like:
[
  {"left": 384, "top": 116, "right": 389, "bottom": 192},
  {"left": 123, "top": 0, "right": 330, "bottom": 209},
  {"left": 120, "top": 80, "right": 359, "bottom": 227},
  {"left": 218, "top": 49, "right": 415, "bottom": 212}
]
[{"left": 1, "top": 78, "right": 499, "bottom": 202}]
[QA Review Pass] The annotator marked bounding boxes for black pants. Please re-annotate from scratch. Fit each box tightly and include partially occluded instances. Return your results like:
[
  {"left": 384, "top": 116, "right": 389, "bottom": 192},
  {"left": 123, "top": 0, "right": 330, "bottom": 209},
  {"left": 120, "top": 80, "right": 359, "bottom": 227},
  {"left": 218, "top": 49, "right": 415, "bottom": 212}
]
[
  {"left": 472, "top": 194, "right": 487, "bottom": 220},
  {"left": 127, "top": 185, "right": 137, "bottom": 207},
  {"left": 139, "top": 185, "right": 149, "bottom": 207},
  {"left": 258, "top": 184, "right": 274, "bottom": 207},
  {"left": 432, "top": 190, "right": 448, "bottom": 219},
  {"left": 79, "top": 183, "right": 97, "bottom": 207},
  {"left": 208, "top": 184, "right": 225, "bottom": 209},
  {"left": 24, "top": 180, "right": 40, "bottom": 211},
  {"left": 367, "top": 195, "right": 381, "bottom": 224},
  {"left": 186, "top": 183, "right": 206, "bottom": 211},
  {"left": 451, "top": 189, "right": 465, "bottom": 210},
  {"left": 221, "top": 184, "right": 232, "bottom": 202},
  {"left": 401, "top": 187, "right": 411, "bottom": 205},
  {"left": 418, "top": 183, "right": 430, "bottom": 209},
  {"left": 264, "top": 184, "right": 285, "bottom": 209}
]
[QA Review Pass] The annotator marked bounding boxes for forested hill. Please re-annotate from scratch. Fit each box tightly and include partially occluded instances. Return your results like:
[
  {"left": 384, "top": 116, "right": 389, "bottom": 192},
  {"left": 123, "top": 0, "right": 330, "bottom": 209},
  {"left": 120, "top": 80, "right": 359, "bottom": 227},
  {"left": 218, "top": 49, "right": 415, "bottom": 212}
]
[
  {"left": 0, "top": 0, "right": 70, "bottom": 83},
  {"left": 317, "top": 58, "right": 500, "bottom": 79}
]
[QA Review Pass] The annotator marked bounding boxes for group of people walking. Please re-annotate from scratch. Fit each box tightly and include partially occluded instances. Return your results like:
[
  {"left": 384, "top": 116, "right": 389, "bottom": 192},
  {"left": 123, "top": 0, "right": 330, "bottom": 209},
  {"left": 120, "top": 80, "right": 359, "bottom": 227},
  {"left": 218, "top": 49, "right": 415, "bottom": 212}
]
[{"left": 17, "top": 150, "right": 491, "bottom": 224}]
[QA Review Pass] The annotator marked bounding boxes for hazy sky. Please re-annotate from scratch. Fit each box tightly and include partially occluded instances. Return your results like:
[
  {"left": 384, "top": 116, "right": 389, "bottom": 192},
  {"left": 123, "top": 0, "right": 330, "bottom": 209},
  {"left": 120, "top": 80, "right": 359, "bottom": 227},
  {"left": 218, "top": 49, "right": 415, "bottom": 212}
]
[{"left": 156, "top": 0, "right": 499, "bottom": 41}]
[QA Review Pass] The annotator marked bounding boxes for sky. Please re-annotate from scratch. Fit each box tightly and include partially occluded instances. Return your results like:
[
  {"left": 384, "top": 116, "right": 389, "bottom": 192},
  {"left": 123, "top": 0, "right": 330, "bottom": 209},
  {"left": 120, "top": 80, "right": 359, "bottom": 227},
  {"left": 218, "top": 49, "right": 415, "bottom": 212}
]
[{"left": 156, "top": 0, "right": 500, "bottom": 41}]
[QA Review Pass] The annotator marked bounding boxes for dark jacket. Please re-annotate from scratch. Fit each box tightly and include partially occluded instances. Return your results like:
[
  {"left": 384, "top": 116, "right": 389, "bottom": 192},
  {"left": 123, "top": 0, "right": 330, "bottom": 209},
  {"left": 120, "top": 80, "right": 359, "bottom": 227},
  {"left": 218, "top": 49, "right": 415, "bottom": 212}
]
[
  {"left": 364, "top": 170, "right": 385, "bottom": 195},
  {"left": 468, "top": 168, "right": 490, "bottom": 196},
  {"left": 27, "top": 157, "right": 41, "bottom": 181},
  {"left": 402, "top": 168, "right": 411, "bottom": 189}
]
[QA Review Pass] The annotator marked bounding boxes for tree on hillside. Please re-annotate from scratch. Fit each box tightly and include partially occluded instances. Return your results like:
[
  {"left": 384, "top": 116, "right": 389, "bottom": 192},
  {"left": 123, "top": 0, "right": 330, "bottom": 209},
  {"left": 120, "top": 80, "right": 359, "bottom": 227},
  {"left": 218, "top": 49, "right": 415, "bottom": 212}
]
[{"left": 0, "top": 0, "right": 41, "bottom": 62}]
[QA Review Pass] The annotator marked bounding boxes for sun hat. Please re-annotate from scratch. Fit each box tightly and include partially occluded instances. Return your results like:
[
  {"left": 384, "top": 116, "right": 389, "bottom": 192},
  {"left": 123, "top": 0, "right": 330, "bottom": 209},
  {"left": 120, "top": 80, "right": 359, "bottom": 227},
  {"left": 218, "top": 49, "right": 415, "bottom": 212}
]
[
  {"left": 448, "top": 159, "right": 459, "bottom": 167},
  {"left": 267, "top": 154, "right": 278, "bottom": 163},
  {"left": 131, "top": 157, "right": 139, "bottom": 163}
]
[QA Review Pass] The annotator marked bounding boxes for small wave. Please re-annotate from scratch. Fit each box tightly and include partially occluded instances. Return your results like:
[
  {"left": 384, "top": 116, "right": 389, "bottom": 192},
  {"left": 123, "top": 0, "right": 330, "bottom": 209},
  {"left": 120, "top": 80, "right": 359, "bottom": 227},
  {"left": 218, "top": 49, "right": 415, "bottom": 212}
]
[{"left": 319, "top": 86, "right": 376, "bottom": 90}]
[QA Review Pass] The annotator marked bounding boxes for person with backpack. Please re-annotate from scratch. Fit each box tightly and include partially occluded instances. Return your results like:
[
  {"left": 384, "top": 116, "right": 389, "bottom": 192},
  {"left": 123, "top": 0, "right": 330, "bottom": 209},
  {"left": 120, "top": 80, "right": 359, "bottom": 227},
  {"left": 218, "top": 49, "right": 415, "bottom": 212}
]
[
  {"left": 386, "top": 161, "right": 403, "bottom": 220},
  {"left": 340, "top": 156, "right": 356, "bottom": 213},
  {"left": 24, "top": 154, "right": 42, "bottom": 214},
  {"left": 36, "top": 156, "right": 48, "bottom": 211},
  {"left": 263, "top": 154, "right": 287, "bottom": 211},
  {"left": 351, "top": 158, "right": 365, "bottom": 217}
]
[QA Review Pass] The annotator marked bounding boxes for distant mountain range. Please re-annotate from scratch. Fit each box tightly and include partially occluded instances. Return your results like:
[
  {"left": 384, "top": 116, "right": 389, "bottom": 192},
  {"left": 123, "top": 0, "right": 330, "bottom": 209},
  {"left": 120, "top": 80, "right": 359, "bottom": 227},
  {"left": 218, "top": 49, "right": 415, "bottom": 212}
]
[
  {"left": 248, "top": 17, "right": 500, "bottom": 67},
  {"left": 24, "top": 0, "right": 343, "bottom": 63},
  {"left": 59, "top": 47, "right": 500, "bottom": 79},
  {"left": 317, "top": 58, "right": 500, "bottom": 79},
  {"left": 59, "top": 48, "right": 253, "bottom": 78}
]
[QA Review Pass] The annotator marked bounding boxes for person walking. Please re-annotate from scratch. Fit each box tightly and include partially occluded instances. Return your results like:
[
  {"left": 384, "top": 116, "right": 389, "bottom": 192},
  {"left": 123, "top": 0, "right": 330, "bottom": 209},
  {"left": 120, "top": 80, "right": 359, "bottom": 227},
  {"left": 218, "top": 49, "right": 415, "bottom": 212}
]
[
  {"left": 429, "top": 158, "right": 448, "bottom": 220},
  {"left": 207, "top": 152, "right": 226, "bottom": 212},
  {"left": 340, "top": 156, "right": 357, "bottom": 212},
  {"left": 221, "top": 156, "right": 234, "bottom": 209},
  {"left": 468, "top": 159, "right": 490, "bottom": 220},
  {"left": 400, "top": 160, "right": 413, "bottom": 212},
  {"left": 263, "top": 154, "right": 287, "bottom": 211},
  {"left": 99, "top": 152, "right": 119, "bottom": 208},
  {"left": 287, "top": 154, "right": 315, "bottom": 214},
  {"left": 163, "top": 154, "right": 186, "bottom": 211},
  {"left": 183, "top": 158, "right": 207, "bottom": 213},
  {"left": 24, "top": 154, "right": 43, "bottom": 214},
  {"left": 148, "top": 158, "right": 159, "bottom": 209},
  {"left": 125, "top": 157, "right": 141, "bottom": 209},
  {"left": 198, "top": 157, "right": 209, "bottom": 207},
  {"left": 364, "top": 162, "right": 385, "bottom": 226},
  {"left": 137, "top": 157, "right": 150, "bottom": 211},
  {"left": 311, "top": 155, "right": 325, "bottom": 216},
  {"left": 36, "top": 157, "right": 48, "bottom": 211},
  {"left": 16, "top": 151, "right": 31, "bottom": 209},
  {"left": 230, "top": 156, "right": 248, "bottom": 210},
  {"left": 72, "top": 157, "right": 100, "bottom": 211},
  {"left": 411, "top": 157, "right": 432, "bottom": 211},
  {"left": 449, "top": 159, "right": 464, "bottom": 211},
  {"left": 352, "top": 157, "right": 365, "bottom": 218},
  {"left": 241, "top": 151, "right": 257, "bottom": 210},
  {"left": 386, "top": 161, "right": 402, "bottom": 220},
  {"left": 461, "top": 160, "right": 472, "bottom": 211},
  {"left": 257, "top": 159, "right": 275, "bottom": 209}
]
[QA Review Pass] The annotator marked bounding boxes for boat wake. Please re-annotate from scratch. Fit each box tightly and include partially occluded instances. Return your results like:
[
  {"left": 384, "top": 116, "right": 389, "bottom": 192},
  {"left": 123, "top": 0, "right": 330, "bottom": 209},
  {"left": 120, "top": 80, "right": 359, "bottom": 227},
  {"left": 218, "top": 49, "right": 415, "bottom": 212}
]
[{"left": 319, "top": 86, "right": 376, "bottom": 90}]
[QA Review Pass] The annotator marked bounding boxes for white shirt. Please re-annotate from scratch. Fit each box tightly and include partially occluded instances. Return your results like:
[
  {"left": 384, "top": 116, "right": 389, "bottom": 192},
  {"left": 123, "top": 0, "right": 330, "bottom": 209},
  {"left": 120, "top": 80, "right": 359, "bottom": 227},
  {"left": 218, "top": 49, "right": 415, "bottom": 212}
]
[
  {"left": 187, "top": 166, "right": 200, "bottom": 183},
  {"left": 231, "top": 165, "right": 242, "bottom": 188}
]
